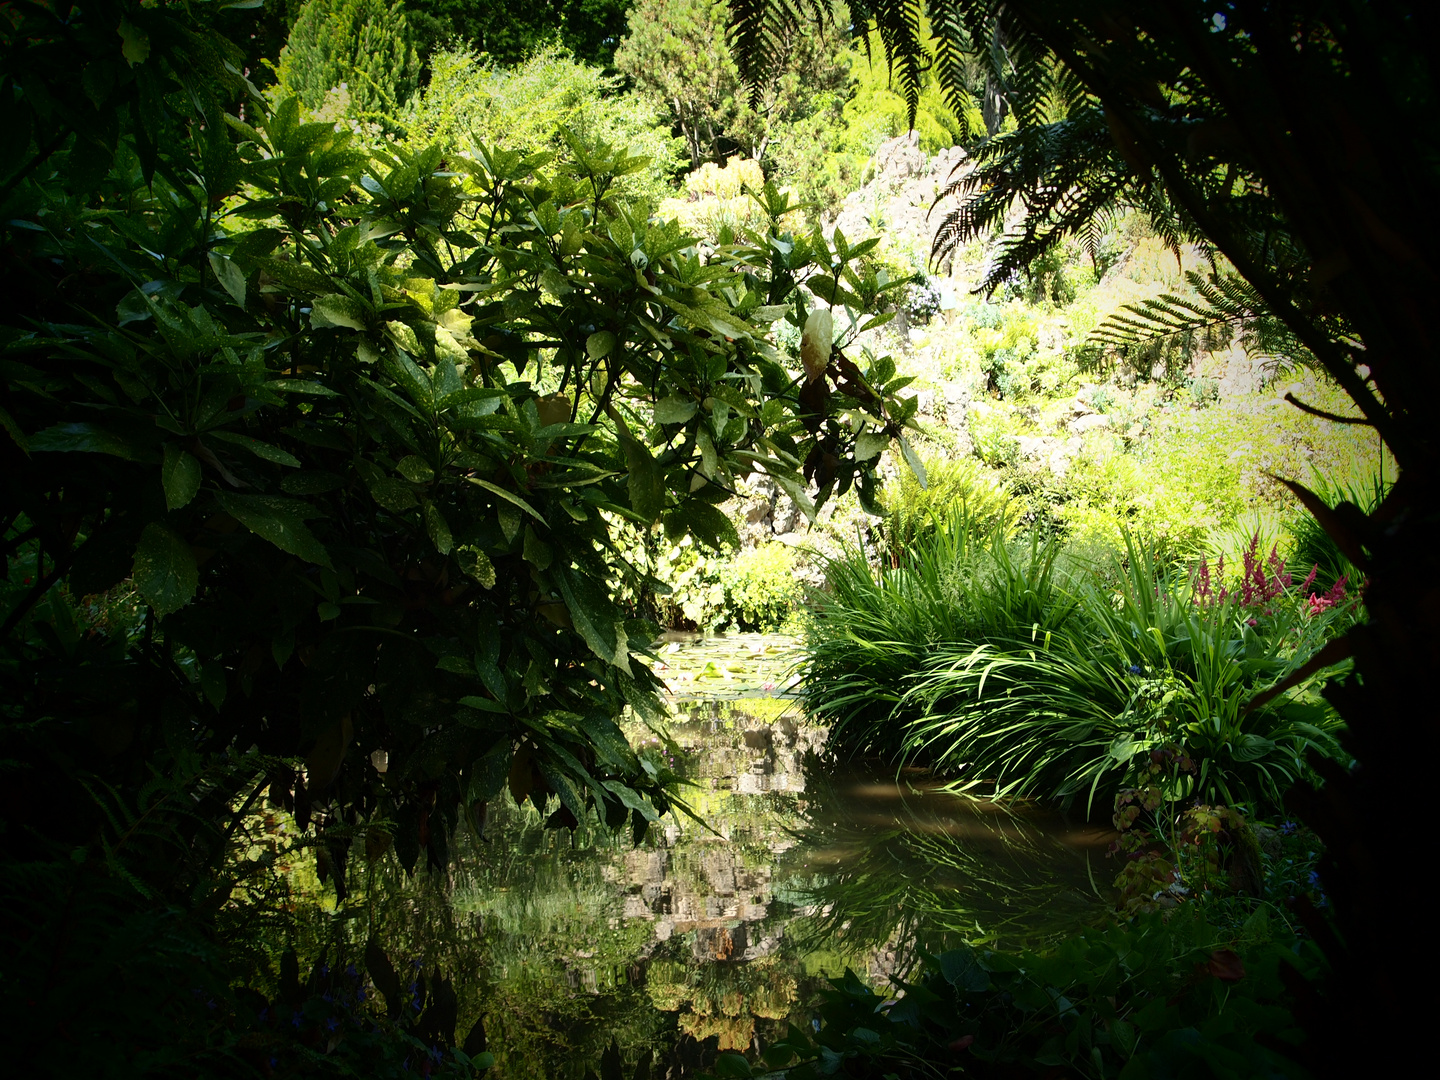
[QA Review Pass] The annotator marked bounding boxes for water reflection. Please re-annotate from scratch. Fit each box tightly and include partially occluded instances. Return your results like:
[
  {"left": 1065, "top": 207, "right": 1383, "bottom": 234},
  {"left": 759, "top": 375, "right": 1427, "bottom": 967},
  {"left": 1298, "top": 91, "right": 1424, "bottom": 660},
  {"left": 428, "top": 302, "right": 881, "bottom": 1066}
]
[{"left": 356, "top": 635, "right": 1114, "bottom": 1077}]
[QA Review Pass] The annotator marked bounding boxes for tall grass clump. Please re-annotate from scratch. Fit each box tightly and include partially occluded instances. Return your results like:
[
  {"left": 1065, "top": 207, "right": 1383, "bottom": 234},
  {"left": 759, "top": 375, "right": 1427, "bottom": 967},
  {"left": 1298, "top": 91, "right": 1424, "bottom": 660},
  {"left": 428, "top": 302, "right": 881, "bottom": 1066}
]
[
  {"left": 799, "top": 504, "right": 1077, "bottom": 760},
  {"left": 802, "top": 514, "right": 1357, "bottom": 815}
]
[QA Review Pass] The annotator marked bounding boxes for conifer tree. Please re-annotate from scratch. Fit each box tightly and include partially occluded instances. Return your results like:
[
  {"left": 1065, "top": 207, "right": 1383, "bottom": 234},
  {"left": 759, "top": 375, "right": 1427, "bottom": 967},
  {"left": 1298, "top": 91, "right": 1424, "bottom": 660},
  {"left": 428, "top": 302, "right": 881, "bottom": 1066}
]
[{"left": 276, "top": 0, "right": 421, "bottom": 120}]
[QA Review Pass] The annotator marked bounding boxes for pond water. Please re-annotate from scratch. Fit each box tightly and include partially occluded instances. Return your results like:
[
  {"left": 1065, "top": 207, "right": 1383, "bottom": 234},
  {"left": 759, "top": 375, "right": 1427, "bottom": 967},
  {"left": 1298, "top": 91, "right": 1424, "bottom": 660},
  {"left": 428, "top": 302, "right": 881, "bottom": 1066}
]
[{"left": 365, "top": 634, "right": 1114, "bottom": 1078}]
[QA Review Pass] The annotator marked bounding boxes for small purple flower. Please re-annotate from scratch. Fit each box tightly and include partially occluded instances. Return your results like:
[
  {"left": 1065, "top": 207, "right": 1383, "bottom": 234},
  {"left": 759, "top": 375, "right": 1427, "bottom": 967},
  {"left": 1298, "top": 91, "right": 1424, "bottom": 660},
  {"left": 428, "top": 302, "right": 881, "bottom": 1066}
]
[
  {"left": 291, "top": 1011, "right": 303, "bottom": 1029},
  {"left": 326, "top": 1017, "right": 340, "bottom": 1032},
  {"left": 1307, "top": 870, "right": 1321, "bottom": 887},
  {"left": 1280, "top": 821, "right": 1296, "bottom": 835},
  {"left": 1128, "top": 664, "right": 1142, "bottom": 675}
]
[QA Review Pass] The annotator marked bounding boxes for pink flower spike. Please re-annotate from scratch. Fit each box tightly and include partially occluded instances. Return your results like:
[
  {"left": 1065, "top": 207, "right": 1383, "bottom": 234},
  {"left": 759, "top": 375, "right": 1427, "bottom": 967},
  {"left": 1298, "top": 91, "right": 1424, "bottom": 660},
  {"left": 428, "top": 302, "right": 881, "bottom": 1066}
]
[{"left": 1300, "top": 564, "right": 1318, "bottom": 593}]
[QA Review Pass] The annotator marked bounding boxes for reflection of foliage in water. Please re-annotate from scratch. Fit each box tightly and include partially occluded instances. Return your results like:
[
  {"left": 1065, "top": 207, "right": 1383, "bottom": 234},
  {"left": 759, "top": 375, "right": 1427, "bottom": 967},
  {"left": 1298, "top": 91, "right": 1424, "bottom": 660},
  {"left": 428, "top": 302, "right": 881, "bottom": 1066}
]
[
  {"left": 262, "top": 642, "right": 1112, "bottom": 1075},
  {"left": 789, "top": 766, "right": 1112, "bottom": 959}
]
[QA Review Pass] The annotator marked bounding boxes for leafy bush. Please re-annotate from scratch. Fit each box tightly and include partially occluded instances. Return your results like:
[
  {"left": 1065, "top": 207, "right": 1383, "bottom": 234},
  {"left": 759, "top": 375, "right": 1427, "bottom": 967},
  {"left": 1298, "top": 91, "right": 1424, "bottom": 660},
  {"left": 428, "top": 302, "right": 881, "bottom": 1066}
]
[
  {"left": 872, "top": 453, "right": 1019, "bottom": 569},
  {"left": 1284, "top": 461, "right": 1390, "bottom": 596},
  {"left": 401, "top": 46, "right": 685, "bottom": 205},
  {"left": 1, "top": 0, "right": 927, "bottom": 1061},
  {"left": 275, "top": 0, "right": 420, "bottom": 122},
  {"left": 615, "top": 0, "right": 849, "bottom": 170},
  {"left": 803, "top": 520, "right": 1353, "bottom": 814},
  {"left": 800, "top": 508, "right": 1063, "bottom": 759},
  {"left": 657, "top": 157, "right": 798, "bottom": 242},
  {"left": 645, "top": 538, "right": 801, "bottom": 632}
]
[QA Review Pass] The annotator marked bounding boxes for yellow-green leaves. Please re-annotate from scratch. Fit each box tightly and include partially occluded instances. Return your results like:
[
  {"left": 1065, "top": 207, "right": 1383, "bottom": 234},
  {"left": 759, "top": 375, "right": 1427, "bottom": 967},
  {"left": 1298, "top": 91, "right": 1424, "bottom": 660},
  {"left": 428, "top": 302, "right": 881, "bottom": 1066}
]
[
  {"left": 855, "top": 431, "right": 889, "bottom": 462},
  {"left": 311, "top": 293, "right": 369, "bottom": 331},
  {"left": 132, "top": 522, "right": 198, "bottom": 615},
  {"left": 457, "top": 546, "right": 496, "bottom": 588},
  {"left": 586, "top": 330, "right": 616, "bottom": 360}
]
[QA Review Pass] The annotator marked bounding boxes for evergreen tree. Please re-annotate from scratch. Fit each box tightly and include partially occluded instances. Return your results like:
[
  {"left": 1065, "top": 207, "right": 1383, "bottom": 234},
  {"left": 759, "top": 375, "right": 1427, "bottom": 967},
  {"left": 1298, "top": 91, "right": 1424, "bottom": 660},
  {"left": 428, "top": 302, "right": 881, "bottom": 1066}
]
[{"left": 275, "top": 0, "right": 421, "bottom": 120}]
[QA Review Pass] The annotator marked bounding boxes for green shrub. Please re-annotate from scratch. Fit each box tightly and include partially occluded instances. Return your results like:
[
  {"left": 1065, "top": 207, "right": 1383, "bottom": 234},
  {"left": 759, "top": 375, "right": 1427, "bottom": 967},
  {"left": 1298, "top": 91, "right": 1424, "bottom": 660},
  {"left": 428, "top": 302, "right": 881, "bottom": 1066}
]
[
  {"left": 800, "top": 508, "right": 1073, "bottom": 760},
  {"left": 275, "top": 0, "right": 420, "bottom": 122},
  {"left": 647, "top": 538, "right": 801, "bottom": 632},
  {"left": 401, "top": 46, "right": 685, "bottom": 205},
  {"left": 1284, "top": 459, "right": 1391, "bottom": 596},
  {"left": 873, "top": 454, "right": 1019, "bottom": 568},
  {"left": 803, "top": 521, "right": 1352, "bottom": 814}
]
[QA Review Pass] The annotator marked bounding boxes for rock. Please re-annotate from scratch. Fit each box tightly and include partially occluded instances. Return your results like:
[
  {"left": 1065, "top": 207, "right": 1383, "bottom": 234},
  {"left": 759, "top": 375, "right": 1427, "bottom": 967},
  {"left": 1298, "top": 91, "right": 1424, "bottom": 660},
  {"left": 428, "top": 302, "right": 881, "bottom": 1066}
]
[
  {"left": 771, "top": 495, "right": 799, "bottom": 536},
  {"left": 1069, "top": 412, "right": 1111, "bottom": 435}
]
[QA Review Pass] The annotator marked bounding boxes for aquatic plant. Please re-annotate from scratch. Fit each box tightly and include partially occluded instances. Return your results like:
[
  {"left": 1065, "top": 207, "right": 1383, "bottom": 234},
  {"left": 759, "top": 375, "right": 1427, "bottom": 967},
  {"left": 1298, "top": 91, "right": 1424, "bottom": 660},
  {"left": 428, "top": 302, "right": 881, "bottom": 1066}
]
[{"left": 804, "top": 525, "right": 1353, "bottom": 815}]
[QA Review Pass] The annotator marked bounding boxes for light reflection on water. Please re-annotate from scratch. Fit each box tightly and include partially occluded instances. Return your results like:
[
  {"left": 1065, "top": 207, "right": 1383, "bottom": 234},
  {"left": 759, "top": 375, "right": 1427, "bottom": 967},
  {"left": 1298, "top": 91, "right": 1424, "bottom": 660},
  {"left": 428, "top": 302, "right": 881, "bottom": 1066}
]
[{"left": 374, "top": 634, "right": 1115, "bottom": 1077}]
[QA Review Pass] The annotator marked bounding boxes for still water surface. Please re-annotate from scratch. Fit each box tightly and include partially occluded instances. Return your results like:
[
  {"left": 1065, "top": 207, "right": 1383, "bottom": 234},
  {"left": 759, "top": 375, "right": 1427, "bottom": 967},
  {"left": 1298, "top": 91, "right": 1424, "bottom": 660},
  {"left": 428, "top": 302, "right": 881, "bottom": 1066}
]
[{"left": 371, "top": 634, "right": 1113, "bottom": 1077}]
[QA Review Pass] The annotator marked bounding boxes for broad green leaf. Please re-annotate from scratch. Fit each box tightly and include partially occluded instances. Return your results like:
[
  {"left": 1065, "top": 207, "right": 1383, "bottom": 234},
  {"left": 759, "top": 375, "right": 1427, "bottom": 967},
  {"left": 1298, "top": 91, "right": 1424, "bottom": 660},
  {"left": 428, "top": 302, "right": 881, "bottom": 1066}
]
[
  {"left": 653, "top": 396, "right": 697, "bottom": 425},
  {"left": 397, "top": 455, "right": 434, "bottom": 483},
  {"left": 898, "top": 435, "right": 928, "bottom": 490},
  {"left": 622, "top": 436, "right": 665, "bottom": 524},
  {"left": 497, "top": 505, "right": 521, "bottom": 543},
  {"left": 208, "top": 430, "right": 301, "bottom": 467},
  {"left": 423, "top": 499, "right": 452, "bottom": 554},
  {"left": 201, "top": 662, "right": 227, "bottom": 711},
  {"left": 30, "top": 422, "right": 154, "bottom": 462},
  {"left": 217, "top": 492, "right": 332, "bottom": 568},
  {"left": 854, "top": 431, "right": 888, "bottom": 462},
  {"left": 696, "top": 429, "right": 717, "bottom": 478},
  {"left": 458, "top": 695, "right": 508, "bottom": 715},
  {"left": 602, "top": 780, "right": 658, "bottom": 821},
  {"left": 118, "top": 18, "right": 150, "bottom": 66},
  {"left": 311, "top": 293, "right": 369, "bottom": 331},
  {"left": 468, "top": 478, "right": 544, "bottom": 522},
  {"left": 523, "top": 525, "right": 552, "bottom": 570},
  {"left": 537, "top": 759, "right": 588, "bottom": 822},
  {"left": 132, "top": 522, "right": 197, "bottom": 616},
  {"left": 207, "top": 252, "right": 246, "bottom": 306},
  {"left": 586, "top": 330, "right": 616, "bottom": 360},
  {"left": 161, "top": 445, "right": 201, "bottom": 510},
  {"left": 539, "top": 267, "right": 572, "bottom": 298},
  {"left": 553, "top": 564, "right": 631, "bottom": 675},
  {"left": 458, "top": 546, "right": 495, "bottom": 588}
]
